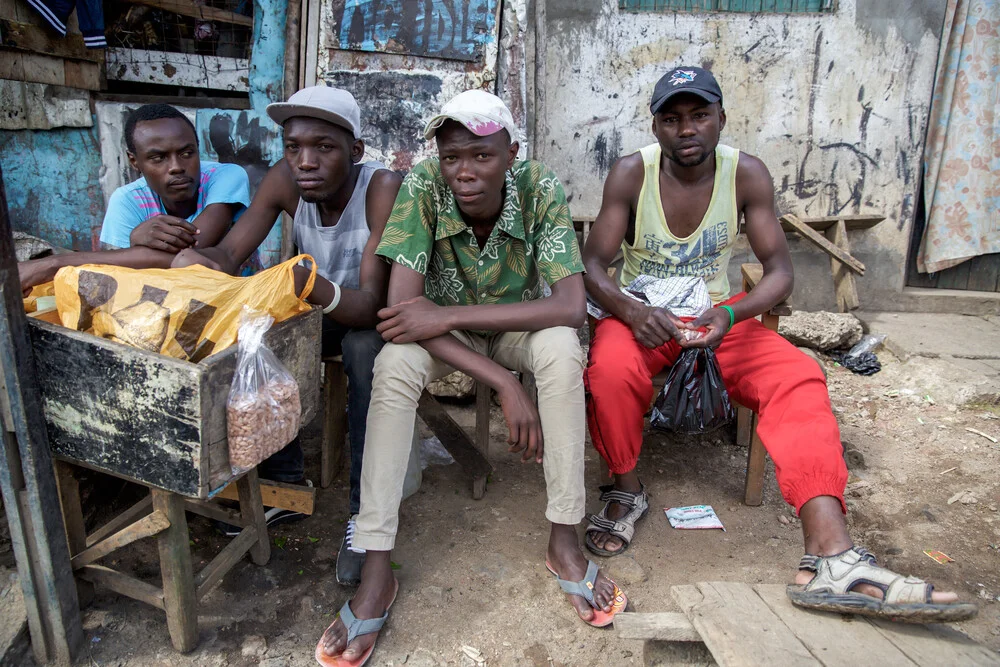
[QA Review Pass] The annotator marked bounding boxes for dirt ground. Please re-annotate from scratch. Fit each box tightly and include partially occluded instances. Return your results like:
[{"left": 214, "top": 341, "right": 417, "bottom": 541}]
[{"left": 13, "top": 348, "right": 1000, "bottom": 666}]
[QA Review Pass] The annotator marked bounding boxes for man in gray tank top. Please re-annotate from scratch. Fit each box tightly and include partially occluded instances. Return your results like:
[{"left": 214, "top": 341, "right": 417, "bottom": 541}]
[{"left": 172, "top": 86, "right": 402, "bottom": 585}]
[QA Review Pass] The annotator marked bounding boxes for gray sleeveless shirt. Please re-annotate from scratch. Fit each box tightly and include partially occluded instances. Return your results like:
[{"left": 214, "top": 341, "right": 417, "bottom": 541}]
[{"left": 293, "top": 161, "right": 386, "bottom": 290}]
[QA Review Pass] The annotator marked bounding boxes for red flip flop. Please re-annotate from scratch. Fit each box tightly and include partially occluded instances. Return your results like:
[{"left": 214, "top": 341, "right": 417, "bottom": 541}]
[
  {"left": 545, "top": 560, "right": 628, "bottom": 628},
  {"left": 315, "top": 579, "right": 399, "bottom": 667}
]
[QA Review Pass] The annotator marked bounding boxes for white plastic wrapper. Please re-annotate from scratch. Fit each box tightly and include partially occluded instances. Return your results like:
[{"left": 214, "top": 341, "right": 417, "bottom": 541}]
[{"left": 664, "top": 505, "right": 726, "bottom": 531}]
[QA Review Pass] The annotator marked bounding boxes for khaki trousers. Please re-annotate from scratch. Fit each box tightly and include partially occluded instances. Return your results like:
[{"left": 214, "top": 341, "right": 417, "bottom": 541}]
[{"left": 353, "top": 326, "right": 586, "bottom": 551}]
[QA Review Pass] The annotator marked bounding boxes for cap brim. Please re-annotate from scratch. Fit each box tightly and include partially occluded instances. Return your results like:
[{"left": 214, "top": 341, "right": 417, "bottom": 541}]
[
  {"left": 650, "top": 89, "right": 722, "bottom": 114},
  {"left": 423, "top": 112, "right": 511, "bottom": 141},
  {"left": 265, "top": 103, "right": 358, "bottom": 138}
]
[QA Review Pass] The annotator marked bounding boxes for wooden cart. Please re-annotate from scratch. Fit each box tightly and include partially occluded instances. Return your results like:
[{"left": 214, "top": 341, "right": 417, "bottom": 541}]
[{"left": 27, "top": 307, "right": 322, "bottom": 652}]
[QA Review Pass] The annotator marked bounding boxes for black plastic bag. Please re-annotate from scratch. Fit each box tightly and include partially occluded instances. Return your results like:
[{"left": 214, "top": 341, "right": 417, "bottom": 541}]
[{"left": 650, "top": 347, "right": 734, "bottom": 434}]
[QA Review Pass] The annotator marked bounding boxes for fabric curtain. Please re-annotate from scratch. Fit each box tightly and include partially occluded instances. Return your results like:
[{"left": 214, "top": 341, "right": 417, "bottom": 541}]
[{"left": 917, "top": 0, "right": 998, "bottom": 274}]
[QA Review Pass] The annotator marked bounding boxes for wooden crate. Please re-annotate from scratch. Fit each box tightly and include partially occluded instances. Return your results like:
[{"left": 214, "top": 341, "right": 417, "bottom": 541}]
[{"left": 27, "top": 308, "right": 322, "bottom": 499}]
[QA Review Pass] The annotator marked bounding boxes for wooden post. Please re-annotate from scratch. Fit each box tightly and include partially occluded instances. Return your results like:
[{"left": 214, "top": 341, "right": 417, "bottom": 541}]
[
  {"left": 53, "top": 462, "right": 95, "bottom": 607},
  {"left": 824, "top": 219, "right": 860, "bottom": 312},
  {"left": 151, "top": 489, "right": 198, "bottom": 653},
  {"left": 0, "top": 163, "right": 83, "bottom": 665},
  {"left": 321, "top": 358, "right": 347, "bottom": 488},
  {"left": 235, "top": 468, "right": 271, "bottom": 566},
  {"left": 743, "top": 419, "right": 767, "bottom": 507}
]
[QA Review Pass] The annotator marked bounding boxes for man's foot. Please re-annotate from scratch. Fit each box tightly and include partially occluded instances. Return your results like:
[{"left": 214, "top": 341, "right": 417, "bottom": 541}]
[
  {"left": 336, "top": 515, "right": 366, "bottom": 586},
  {"left": 320, "top": 553, "right": 397, "bottom": 661},
  {"left": 547, "top": 524, "right": 623, "bottom": 625},
  {"left": 789, "top": 547, "right": 975, "bottom": 623},
  {"left": 585, "top": 483, "right": 648, "bottom": 557}
]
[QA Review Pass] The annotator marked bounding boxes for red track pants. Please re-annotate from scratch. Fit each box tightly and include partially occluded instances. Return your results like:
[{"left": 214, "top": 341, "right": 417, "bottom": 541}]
[{"left": 584, "top": 294, "right": 847, "bottom": 513}]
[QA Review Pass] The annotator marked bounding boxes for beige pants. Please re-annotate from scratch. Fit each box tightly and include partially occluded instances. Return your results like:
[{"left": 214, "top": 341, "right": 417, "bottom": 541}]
[{"left": 353, "top": 327, "right": 587, "bottom": 551}]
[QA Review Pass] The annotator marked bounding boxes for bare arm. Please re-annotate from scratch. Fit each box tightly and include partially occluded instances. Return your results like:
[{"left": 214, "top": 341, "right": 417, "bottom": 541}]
[
  {"left": 382, "top": 262, "right": 544, "bottom": 462},
  {"left": 296, "top": 170, "right": 401, "bottom": 328},
  {"left": 18, "top": 246, "right": 179, "bottom": 293},
  {"left": 729, "top": 153, "right": 793, "bottom": 321},
  {"left": 583, "top": 154, "right": 685, "bottom": 348}
]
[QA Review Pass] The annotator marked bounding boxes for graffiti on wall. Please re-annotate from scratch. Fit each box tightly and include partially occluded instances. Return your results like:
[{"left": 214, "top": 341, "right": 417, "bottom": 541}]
[{"left": 330, "top": 0, "right": 498, "bottom": 62}]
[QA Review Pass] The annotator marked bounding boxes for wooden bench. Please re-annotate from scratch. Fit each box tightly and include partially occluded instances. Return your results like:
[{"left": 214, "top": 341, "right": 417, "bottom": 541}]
[{"left": 616, "top": 582, "right": 999, "bottom": 666}]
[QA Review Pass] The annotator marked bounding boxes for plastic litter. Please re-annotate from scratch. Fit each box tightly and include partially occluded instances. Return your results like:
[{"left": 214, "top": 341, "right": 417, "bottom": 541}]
[
  {"left": 419, "top": 435, "right": 456, "bottom": 469},
  {"left": 650, "top": 347, "right": 734, "bottom": 434},
  {"left": 664, "top": 505, "right": 726, "bottom": 531}
]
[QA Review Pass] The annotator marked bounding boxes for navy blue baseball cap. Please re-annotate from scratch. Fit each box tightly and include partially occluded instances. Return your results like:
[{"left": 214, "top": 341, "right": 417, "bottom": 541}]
[{"left": 650, "top": 67, "right": 723, "bottom": 113}]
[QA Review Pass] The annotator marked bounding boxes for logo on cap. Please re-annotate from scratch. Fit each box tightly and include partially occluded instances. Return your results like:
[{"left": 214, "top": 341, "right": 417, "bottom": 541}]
[{"left": 669, "top": 70, "right": 697, "bottom": 87}]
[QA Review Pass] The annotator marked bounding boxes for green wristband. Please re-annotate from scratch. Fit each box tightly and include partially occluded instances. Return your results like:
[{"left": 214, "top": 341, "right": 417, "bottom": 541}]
[{"left": 719, "top": 305, "right": 735, "bottom": 331}]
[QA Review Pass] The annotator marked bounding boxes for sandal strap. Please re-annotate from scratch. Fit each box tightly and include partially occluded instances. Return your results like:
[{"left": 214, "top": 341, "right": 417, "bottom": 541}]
[
  {"left": 554, "top": 561, "right": 600, "bottom": 609},
  {"left": 801, "top": 547, "right": 931, "bottom": 604},
  {"left": 585, "top": 488, "right": 649, "bottom": 547},
  {"left": 338, "top": 600, "right": 388, "bottom": 644},
  {"left": 598, "top": 483, "right": 646, "bottom": 508}
]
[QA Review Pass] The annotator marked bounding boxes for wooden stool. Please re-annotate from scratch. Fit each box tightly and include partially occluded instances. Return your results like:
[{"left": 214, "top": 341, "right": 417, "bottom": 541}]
[
  {"left": 54, "top": 461, "right": 271, "bottom": 653},
  {"left": 320, "top": 355, "right": 348, "bottom": 488}
]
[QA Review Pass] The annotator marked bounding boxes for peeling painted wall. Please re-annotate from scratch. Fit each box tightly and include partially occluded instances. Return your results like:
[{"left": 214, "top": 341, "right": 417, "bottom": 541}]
[
  {"left": 541, "top": 0, "right": 947, "bottom": 311},
  {"left": 0, "top": 0, "right": 287, "bottom": 265},
  {"left": 318, "top": 0, "right": 528, "bottom": 172}
]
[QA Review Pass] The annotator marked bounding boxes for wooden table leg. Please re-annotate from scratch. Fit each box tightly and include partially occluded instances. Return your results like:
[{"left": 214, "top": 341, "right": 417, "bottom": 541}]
[
  {"left": 151, "top": 489, "right": 198, "bottom": 653},
  {"left": 743, "top": 419, "right": 767, "bottom": 507},
  {"left": 53, "top": 461, "right": 94, "bottom": 607},
  {"left": 236, "top": 468, "right": 270, "bottom": 566},
  {"left": 321, "top": 360, "right": 347, "bottom": 488}
]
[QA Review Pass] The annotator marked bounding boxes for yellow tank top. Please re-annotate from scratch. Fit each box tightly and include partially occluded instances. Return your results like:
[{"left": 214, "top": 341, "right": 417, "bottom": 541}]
[{"left": 620, "top": 143, "right": 740, "bottom": 304}]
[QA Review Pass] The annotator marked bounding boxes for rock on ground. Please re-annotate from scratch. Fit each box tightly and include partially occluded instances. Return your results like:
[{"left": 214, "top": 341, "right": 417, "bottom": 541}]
[
  {"left": 778, "top": 311, "right": 863, "bottom": 351},
  {"left": 427, "top": 371, "right": 475, "bottom": 399}
]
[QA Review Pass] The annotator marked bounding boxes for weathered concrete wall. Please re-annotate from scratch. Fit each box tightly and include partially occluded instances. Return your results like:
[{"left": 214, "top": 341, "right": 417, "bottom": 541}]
[
  {"left": 542, "top": 0, "right": 948, "bottom": 312},
  {"left": 318, "top": 0, "right": 528, "bottom": 172}
]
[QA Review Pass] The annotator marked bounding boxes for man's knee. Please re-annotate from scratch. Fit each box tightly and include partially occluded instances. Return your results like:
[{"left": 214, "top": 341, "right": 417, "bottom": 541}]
[
  {"left": 341, "top": 328, "right": 384, "bottom": 378},
  {"left": 372, "top": 341, "right": 434, "bottom": 392},
  {"left": 528, "top": 327, "right": 585, "bottom": 379}
]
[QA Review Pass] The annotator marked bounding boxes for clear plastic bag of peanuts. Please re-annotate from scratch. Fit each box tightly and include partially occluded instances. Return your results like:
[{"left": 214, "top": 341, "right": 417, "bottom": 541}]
[{"left": 227, "top": 307, "right": 301, "bottom": 471}]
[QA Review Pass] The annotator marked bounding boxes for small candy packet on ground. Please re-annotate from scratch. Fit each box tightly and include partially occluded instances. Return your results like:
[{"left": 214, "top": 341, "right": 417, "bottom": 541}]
[
  {"left": 664, "top": 505, "right": 725, "bottom": 531},
  {"left": 923, "top": 550, "right": 954, "bottom": 564}
]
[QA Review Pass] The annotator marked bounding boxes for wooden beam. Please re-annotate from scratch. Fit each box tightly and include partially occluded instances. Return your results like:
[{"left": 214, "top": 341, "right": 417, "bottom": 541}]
[
  {"left": 825, "top": 219, "right": 860, "bottom": 312},
  {"left": 85, "top": 495, "right": 152, "bottom": 547},
  {"left": 152, "top": 489, "right": 197, "bottom": 653},
  {"left": 92, "top": 93, "right": 250, "bottom": 110},
  {"left": 781, "top": 214, "right": 866, "bottom": 275},
  {"left": 614, "top": 612, "right": 701, "bottom": 642},
  {"left": 0, "top": 19, "right": 102, "bottom": 61},
  {"left": 119, "top": 0, "right": 252, "bottom": 26},
  {"left": 321, "top": 357, "right": 346, "bottom": 488},
  {"left": 779, "top": 214, "right": 884, "bottom": 233},
  {"left": 194, "top": 525, "right": 256, "bottom": 599},
  {"left": 106, "top": 48, "right": 249, "bottom": 92},
  {"left": 418, "top": 390, "right": 494, "bottom": 479},
  {"left": 71, "top": 510, "right": 170, "bottom": 570},
  {"left": 182, "top": 498, "right": 244, "bottom": 527},
  {"left": 77, "top": 565, "right": 164, "bottom": 611},
  {"left": 739, "top": 263, "right": 792, "bottom": 317},
  {"left": 215, "top": 478, "right": 315, "bottom": 515}
]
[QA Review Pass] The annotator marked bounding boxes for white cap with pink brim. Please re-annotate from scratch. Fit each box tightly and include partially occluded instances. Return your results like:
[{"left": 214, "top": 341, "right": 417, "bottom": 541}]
[{"left": 423, "top": 89, "right": 520, "bottom": 143}]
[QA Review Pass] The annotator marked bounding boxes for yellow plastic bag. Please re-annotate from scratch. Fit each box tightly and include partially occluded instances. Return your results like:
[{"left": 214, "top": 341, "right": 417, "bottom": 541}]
[
  {"left": 54, "top": 255, "right": 317, "bottom": 362},
  {"left": 23, "top": 282, "right": 55, "bottom": 313}
]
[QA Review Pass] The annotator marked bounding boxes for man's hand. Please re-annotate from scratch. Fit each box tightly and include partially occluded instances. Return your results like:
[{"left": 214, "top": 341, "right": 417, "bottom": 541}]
[
  {"left": 170, "top": 248, "right": 222, "bottom": 271},
  {"left": 130, "top": 215, "right": 199, "bottom": 253},
  {"left": 680, "top": 307, "right": 730, "bottom": 349},
  {"left": 496, "top": 376, "right": 544, "bottom": 463},
  {"left": 626, "top": 304, "right": 686, "bottom": 349},
  {"left": 376, "top": 296, "right": 452, "bottom": 343}
]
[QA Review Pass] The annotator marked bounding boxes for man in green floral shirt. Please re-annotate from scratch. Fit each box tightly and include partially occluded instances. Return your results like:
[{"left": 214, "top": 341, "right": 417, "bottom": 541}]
[{"left": 317, "top": 90, "right": 629, "bottom": 666}]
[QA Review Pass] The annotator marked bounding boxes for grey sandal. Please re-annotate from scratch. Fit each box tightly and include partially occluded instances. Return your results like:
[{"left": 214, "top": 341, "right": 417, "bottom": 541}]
[
  {"left": 544, "top": 560, "right": 629, "bottom": 627},
  {"left": 787, "top": 547, "right": 978, "bottom": 623},
  {"left": 584, "top": 483, "right": 649, "bottom": 557},
  {"left": 315, "top": 579, "right": 398, "bottom": 666}
]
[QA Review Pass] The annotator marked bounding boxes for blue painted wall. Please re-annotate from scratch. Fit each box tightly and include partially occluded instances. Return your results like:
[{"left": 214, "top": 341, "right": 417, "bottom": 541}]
[
  {"left": 0, "top": 0, "right": 288, "bottom": 266},
  {"left": 0, "top": 121, "right": 105, "bottom": 251}
]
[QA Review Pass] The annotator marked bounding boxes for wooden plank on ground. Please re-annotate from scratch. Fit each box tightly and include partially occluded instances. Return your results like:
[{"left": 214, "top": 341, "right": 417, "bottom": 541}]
[
  {"left": 672, "top": 583, "right": 819, "bottom": 667},
  {"left": 753, "top": 584, "right": 916, "bottom": 666},
  {"left": 781, "top": 215, "right": 866, "bottom": 275},
  {"left": 120, "top": 0, "right": 252, "bottom": 26},
  {"left": 71, "top": 510, "right": 170, "bottom": 569},
  {"left": 614, "top": 612, "right": 701, "bottom": 641},
  {"left": 77, "top": 565, "right": 164, "bottom": 610},
  {"left": 866, "top": 619, "right": 1000, "bottom": 666},
  {"left": 0, "top": 19, "right": 101, "bottom": 61},
  {"left": 824, "top": 219, "right": 860, "bottom": 312},
  {"left": 779, "top": 214, "right": 884, "bottom": 233},
  {"left": 215, "top": 478, "right": 314, "bottom": 515},
  {"left": 418, "top": 391, "right": 494, "bottom": 480}
]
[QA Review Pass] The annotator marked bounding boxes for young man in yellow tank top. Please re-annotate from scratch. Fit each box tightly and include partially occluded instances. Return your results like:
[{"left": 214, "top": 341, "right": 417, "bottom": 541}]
[{"left": 581, "top": 67, "right": 973, "bottom": 622}]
